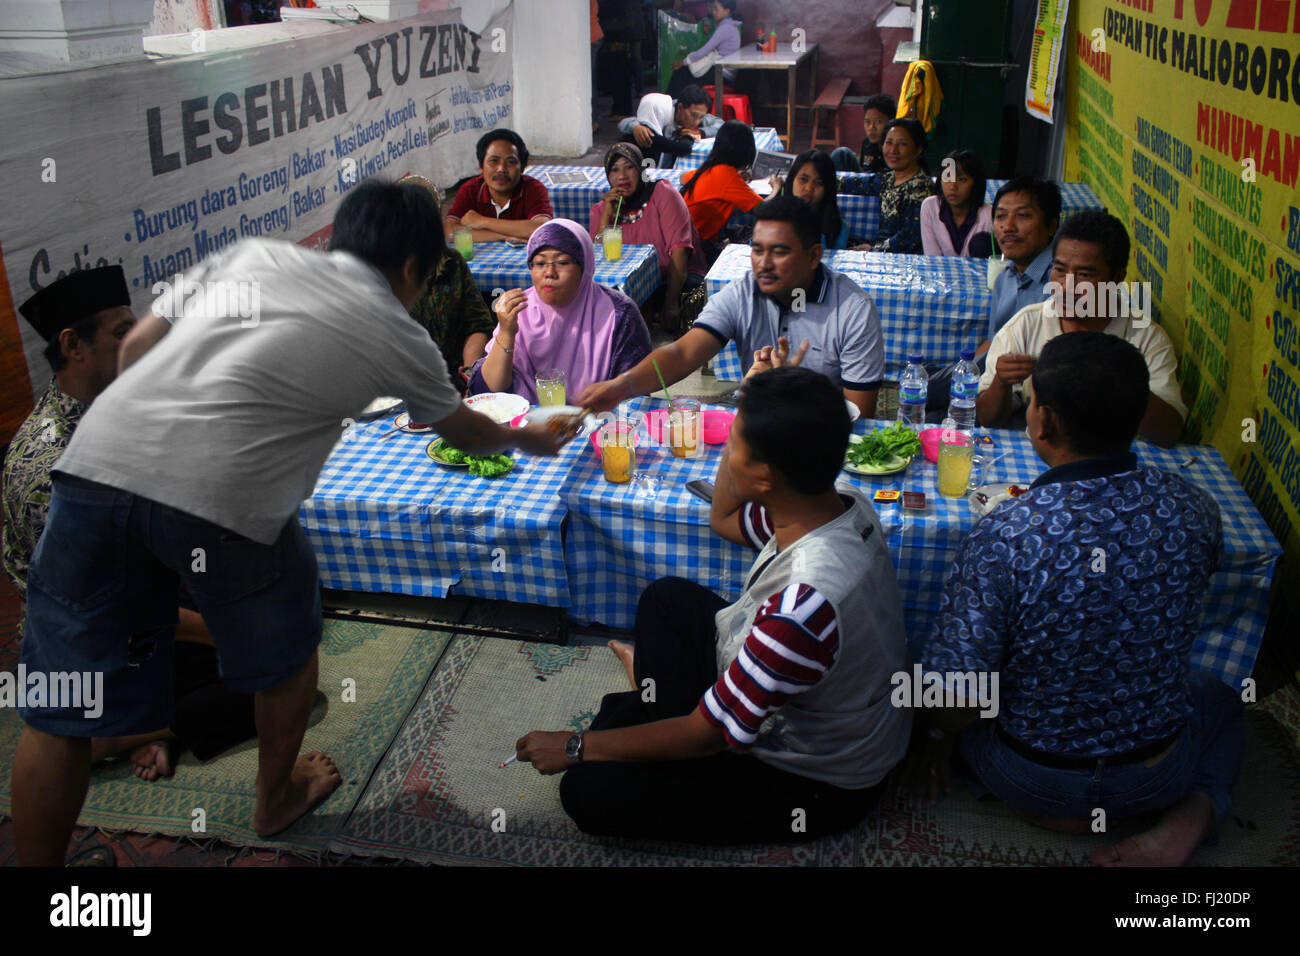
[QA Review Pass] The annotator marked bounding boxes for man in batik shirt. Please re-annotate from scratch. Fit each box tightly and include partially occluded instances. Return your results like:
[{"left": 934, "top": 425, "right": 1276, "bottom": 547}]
[
  {"left": 410, "top": 252, "right": 495, "bottom": 391},
  {"left": 399, "top": 175, "right": 494, "bottom": 390},
  {"left": 3, "top": 267, "right": 135, "bottom": 599}
]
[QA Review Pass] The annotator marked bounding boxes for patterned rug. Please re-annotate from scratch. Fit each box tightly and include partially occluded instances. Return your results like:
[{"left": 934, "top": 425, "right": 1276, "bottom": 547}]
[
  {"left": 331, "top": 635, "right": 1300, "bottom": 866},
  {"left": 0, "top": 620, "right": 451, "bottom": 859}
]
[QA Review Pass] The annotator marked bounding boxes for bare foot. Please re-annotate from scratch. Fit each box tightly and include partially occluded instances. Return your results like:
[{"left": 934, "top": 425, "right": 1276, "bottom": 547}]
[
  {"left": 253, "top": 751, "right": 342, "bottom": 838},
  {"left": 128, "top": 741, "right": 174, "bottom": 781},
  {"left": 608, "top": 640, "right": 636, "bottom": 690},
  {"left": 1091, "top": 792, "right": 1214, "bottom": 867}
]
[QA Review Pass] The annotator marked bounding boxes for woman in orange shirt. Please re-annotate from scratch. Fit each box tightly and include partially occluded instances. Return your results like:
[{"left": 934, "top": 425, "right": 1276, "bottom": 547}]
[{"left": 679, "top": 121, "right": 763, "bottom": 252}]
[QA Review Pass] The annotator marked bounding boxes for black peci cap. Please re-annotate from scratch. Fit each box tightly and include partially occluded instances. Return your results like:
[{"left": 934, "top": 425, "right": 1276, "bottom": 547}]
[{"left": 18, "top": 266, "right": 130, "bottom": 342}]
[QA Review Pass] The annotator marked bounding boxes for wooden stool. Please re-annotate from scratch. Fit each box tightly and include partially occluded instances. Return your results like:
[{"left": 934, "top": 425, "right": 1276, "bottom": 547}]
[{"left": 811, "top": 77, "right": 853, "bottom": 150}]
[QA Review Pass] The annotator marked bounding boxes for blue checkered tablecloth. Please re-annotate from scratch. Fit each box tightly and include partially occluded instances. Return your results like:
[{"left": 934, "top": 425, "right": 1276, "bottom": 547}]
[
  {"left": 705, "top": 245, "right": 990, "bottom": 380},
  {"left": 530, "top": 165, "right": 683, "bottom": 226},
  {"left": 986, "top": 179, "right": 1102, "bottom": 216},
  {"left": 299, "top": 413, "right": 581, "bottom": 607},
  {"left": 835, "top": 176, "right": 1104, "bottom": 234},
  {"left": 832, "top": 174, "right": 1107, "bottom": 221},
  {"left": 531, "top": 163, "right": 878, "bottom": 243},
  {"left": 676, "top": 126, "right": 784, "bottom": 170},
  {"left": 561, "top": 402, "right": 1280, "bottom": 687},
  {"left": 464, "top": 240, "right": 661, "bottom": 305}
]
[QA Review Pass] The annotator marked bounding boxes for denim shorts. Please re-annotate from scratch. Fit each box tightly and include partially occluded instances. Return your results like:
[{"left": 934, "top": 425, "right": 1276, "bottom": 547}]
[{"left": 19, "top": 473, "right": 322, "bottom": 737}]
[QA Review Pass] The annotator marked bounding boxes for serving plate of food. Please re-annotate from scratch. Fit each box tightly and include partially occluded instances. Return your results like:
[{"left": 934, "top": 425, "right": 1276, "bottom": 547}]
[
  {"left": 510, "top": 405, "right": 597, "bottom": 437},
  {"left": 392, "top": 412, "right": 434, "bottom": 433},
  {"left": 969, "top": 482, "right": 1031, "bottom": 516},
  {"left": 843, "top": 421, "right": 920, "bottom": 476},
  {"left": 361, "top": 396, "right": 404, "bottom": 419},
  {"left": 464, "top": 392, "right": 530, "bottom": 424},
  {"left": 425, "top": 439, "right": 516, "bottom": 477}
]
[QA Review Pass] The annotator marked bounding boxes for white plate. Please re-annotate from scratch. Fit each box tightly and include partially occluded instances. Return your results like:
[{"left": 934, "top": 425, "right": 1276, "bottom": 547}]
[
  {"left": 969, "top": 482, "right": 1032, "bottom": 516},
  {"left": 843, "top": 436, "right": 909, "bottom": 476},
  {"left": 517, "top": 405, "right": 598, "bottom": 437},
  {"left": 393, "top": 412, "right": 433, "bottom": 433},
  {"left": 843, "top": 455, "right": 910, "bottom": 477},
  {"left": 464, "top": 392, "right": 530, "bottom": 424},
  {"left": 361, "top": 396, "right": 403, "bottom": 418},
  {"left": 845, "top": 398, "right": 860, "bottom": 422}
]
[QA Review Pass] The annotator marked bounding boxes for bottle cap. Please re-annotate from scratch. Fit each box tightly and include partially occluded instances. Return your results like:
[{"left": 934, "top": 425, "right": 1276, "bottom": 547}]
[
  {"left": 908, "top": 354, "right": 923, "bottom": 365},
  {"left": 960, "top": 349, "right": 974, "bottom": 361}
]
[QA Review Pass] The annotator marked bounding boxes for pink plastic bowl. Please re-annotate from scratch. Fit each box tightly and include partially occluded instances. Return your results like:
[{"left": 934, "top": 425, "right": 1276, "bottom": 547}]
[
  {"left": 919, "top": 428, "right": 943, "bottom": 463},
  {"left": 644, "top": 409, "right": 735, "bottom": 445}
]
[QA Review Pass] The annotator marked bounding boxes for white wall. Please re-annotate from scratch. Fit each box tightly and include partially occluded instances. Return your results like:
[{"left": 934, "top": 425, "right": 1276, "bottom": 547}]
[{"left": 446, "top": 0, "right": 591, "bottom": 157}]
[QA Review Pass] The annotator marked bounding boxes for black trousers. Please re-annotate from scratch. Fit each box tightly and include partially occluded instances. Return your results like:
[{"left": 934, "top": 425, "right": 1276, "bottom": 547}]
[
  {"left": 666, "top": 64, "right": 699, "bottom": 98},
  {"left": 170, "top": 641, "right": 258, "bottom": 761},
  {"left": 599, "top": 43, "right": 638, "bottom": 115},
  {"left": 559, "top": 577, "right": 884, "bottom": 845}
]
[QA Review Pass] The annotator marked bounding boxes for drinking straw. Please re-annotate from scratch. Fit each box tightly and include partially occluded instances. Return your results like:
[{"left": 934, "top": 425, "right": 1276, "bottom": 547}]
[
  {"left": 614, "top": 194, "right": 623, "bottom": 223},
  {"left": 651, "top": 357, "right": 672, "bottom": 402}
]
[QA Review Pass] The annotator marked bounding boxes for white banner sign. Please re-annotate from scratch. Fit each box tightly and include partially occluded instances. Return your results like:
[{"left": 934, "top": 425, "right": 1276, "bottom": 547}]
[{"left": 0, "top": 5, "right": 514, "bottom": 425}]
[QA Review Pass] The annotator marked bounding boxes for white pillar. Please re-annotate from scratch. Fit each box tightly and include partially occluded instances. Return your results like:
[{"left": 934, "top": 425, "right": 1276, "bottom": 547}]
[
  {"left": 508, "top": 0, "right": 591, "bottom": 157},
  {"left": 0, "top": 0, "right": 156, "bottom": 66}
]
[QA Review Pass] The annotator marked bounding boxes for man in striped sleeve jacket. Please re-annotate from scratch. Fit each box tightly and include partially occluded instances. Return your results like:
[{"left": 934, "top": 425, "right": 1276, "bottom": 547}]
[{"left": 516, "top": 366, "right": 911, "bottom": 843}]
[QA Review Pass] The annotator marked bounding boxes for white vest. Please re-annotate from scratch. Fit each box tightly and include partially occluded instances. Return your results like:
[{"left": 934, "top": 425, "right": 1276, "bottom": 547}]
[{"left": 713, "top": 488, "right": 912, "bottom": 788}]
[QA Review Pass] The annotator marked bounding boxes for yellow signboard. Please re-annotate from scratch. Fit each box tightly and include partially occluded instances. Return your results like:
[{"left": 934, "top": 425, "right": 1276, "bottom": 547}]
[{"left": 1065, "top": 0, "right": 1298, "bottom": 657}]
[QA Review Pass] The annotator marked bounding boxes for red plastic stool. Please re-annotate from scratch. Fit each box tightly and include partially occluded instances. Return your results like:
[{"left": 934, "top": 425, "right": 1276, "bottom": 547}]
[{"left": 701, "top": 84, "right": 753, "bottom": 124}]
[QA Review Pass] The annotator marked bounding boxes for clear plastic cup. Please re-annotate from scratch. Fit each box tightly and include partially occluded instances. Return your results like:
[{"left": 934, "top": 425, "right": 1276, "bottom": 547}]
[
  {"left": 602, "top": 225, "right": 623, "bottom": 261},
  {"left": 453, "top": 226, "right": 474, "bottom": 261},
  {"left": 937, "top": 430, "right": 975, "bottom": 498},
  {"left": 668, "top": 399, "right": 700, "bottom": 459},
  {"left": 536, "top": 368, "right": 566, "bottom": 406},
  {"left": 600, "top": 421, "right": 637, "bottom": 483}
]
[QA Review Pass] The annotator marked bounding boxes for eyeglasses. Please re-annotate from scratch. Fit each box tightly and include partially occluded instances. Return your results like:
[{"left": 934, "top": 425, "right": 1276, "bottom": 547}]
[{"left": 529, "top": 257, "right": 579, "bottom": 271}]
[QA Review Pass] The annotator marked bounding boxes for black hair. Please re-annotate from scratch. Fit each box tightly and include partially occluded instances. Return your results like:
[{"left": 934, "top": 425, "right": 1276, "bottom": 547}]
[
  {"left": 681, "top": 120, "right": 756, "bottom": 200},
  {"left": 752, "top": 194, "right": 823, "bottom": 250},
  {"left": 43, "top": 313, "right": 103, "bottom": 372},
  {"left": 1031, "top": 331, "right": 1149, "bottom": 456},
  {"left": 1054, "top": 209, "right": 1131, "bottom": 278},
  {"left": 863, "top": 93, "right": 896, "bottom": 118},
  {"left": 329, "top": 178, "right": 446, "bottom": 281},
  {"left": 780, "top": 150, "right": 842, "bottom": 246},
  {"left": 738, "top": 367, "right": 850, "bottom": 495},
  {"left": 883, "top": 117, "right": 929, "bottom": 173},
  {"left": 475, "top": 128, "right": 529, "bottom": 169},
  {"left": 676, "top": 84, "right": 710, "bottom": 109},
  {"left": 992, "top": 176, "right": 1063, "bottom": 229},
  {"left": 714, "top": 0, "right": 738, "bottom": 14},
  {"left": 941, "top": 148, "right": 988, "bottom": 213}
]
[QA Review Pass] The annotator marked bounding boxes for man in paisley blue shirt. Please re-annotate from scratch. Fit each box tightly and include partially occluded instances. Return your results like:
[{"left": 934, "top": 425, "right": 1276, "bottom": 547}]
[{"left": 909, "top": 332, "right": 1242, "bottom": 867}]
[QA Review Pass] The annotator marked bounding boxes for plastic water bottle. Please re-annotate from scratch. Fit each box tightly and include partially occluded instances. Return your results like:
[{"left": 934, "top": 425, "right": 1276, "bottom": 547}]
[
  {"left": 947, "top": 348, "right": 979, "bottom": 431},
  {"left": 898, "top": 354, "right": 928, "bottom": 431}
]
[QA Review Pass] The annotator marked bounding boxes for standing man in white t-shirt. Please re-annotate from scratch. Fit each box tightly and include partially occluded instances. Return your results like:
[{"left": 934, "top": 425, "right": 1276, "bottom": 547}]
[
  {"left": 976, "top": 210, "right": 1186, "bottom": 446},
  {"left": 11, "top": 181, "right": 574, "bottom": 866}
]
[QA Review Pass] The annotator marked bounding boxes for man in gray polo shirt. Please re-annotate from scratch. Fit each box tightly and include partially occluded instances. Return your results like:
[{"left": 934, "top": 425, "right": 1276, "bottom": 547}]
[{"left": 575, "top": 196, "right": 884, "bottom": 417}]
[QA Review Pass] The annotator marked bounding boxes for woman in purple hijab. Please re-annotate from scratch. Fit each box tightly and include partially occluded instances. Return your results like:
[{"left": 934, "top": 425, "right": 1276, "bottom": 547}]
[{"left": 468, "top": 219, "right": 652, "bottom": 403}]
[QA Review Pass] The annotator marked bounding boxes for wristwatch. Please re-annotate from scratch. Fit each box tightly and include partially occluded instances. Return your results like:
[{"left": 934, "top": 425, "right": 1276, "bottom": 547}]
[{"left": 565, "top": 731, "right": 585, "bottom": 764}]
